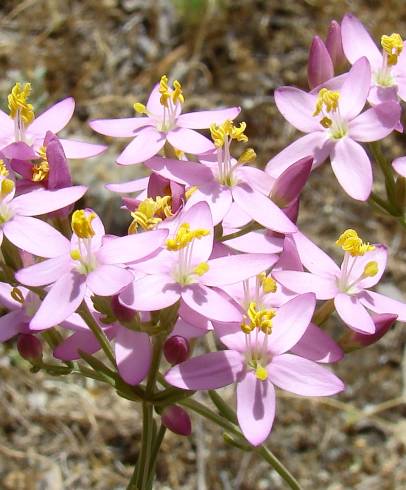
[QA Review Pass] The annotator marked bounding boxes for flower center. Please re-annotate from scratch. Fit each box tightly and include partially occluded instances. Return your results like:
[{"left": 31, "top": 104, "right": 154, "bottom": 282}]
[
  {"left": 128, "top": 195, "right": 172, "bottom": 233},
  {"left": 8, "top": 82, "right": 35, "bottom": 142},
  {"left": 313, "top": 88, "right": 347, "bottom": 139},
  {"left": 70, "top": 210, "right": 98, "bottom": 274},
  {"left": 166, "top": 222, "right": 210, "bottom": 286},
  {"left": 32, "top": 146, "right": 49, "bottom": 183},
  {"left": 375, "top": 33, "right": 403, "bottom": 87}
]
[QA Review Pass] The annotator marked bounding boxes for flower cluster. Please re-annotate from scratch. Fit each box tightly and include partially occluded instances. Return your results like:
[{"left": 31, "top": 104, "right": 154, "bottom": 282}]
[{"left": 1, "top": 13, "right": 405, "bottom": 487}]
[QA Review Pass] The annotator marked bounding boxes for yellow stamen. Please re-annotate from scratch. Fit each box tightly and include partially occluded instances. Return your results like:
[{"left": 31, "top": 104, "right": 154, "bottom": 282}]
[
  {"left": 193, "top": 262, "right": 209, "bottom": 276},
  {"left": 71, "top": 210, "right": 96, "bottom": 239},
  {"left": 255, "top": 365, "right": 268, "bottom": 381},
  {"left": 258, "top": 272, "right": 277, "bottom": 294},
  {"left": 166, "top": 222, "right": 209, "bottom": 251},
  {"left": 8, "top": 82, "right": 35, "bottom": 124},
  {"left": 1, "top": 178, "right": 14, "bottom": 196},
  {"left": 336, "top": 229, "right": 375, "bottom": 256},
  {"left": 363, "top": 261, "right": 378, "bottom": 278},
  {"left": 209, "top": 120, "right": 248, "bottom": 148},
  {"left": 238, "top": 147, "right": 256, "bottom": 164},
  {"left": 172, "top": 80, "right": 184, "bottom": 104},
  {"left": 32, "top": 146, "right": 49, "bottom": 182},
  {"left": 381, "top": 33, "right": 403, "bottom": 66},
  {"left": 243, "top": 301, "right": 276, "bottom": 335},
  {"left": 128, "top": 196, "right": 172, "bottom": 233},
  {"left": 174, "top": 148, "right": 185, "bottom": 160},
  {"left": 133, "top": 102, "right": 147, "bottom": 114},
  {"left": 10, "top": 287, "right": 24, "bottom": 304},
  {"left": 70, "top": 249, "right": 81, "bottom": 260},
  {"left": 313, "top": 88, "right": 340, "bottom": 116},
  {"left": 241, "top": 321, "right": 255, "bottom": 334},
  {"left": 185, "top": 186, "right": 198, "bottom": 200},
  {"left": 0, "top": 160, "right": 9, "bottom": 177}
]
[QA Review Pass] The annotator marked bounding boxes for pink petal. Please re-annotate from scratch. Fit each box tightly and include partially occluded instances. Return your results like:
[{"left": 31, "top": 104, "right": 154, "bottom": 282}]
[
  {"left": 237, "top": 166, "right": 275, "bottom": 195},
  {"left": 266, "top": 132, "right": 332, "bottom": 177},
  {"left": 359, "top": 290, "right": 406, "bottom": 322},
  {"left": 87, "top": 265, "right": 133, "bottom": 296},
  {"left": 349, "top": 103, "right": 401, "bottom": 142},
  {"left": 214, "top": 321, "right": 247, "bottom": 352},
  {"left": 12, "top": 186, "right": 87, "bottom": 216},
  {"left": 179, "top": 301, "right": 213, "bottom": 332},
  {"left": 339, "top": 57, "right": 371, "bottom": 120},
  {"left": 290, "top": 322, "right": 343, "bottom": 363},
  {"left": 393, "top": 156, "right": 406, "bottom": 177},
  {"left": 54, "top": 330, "right": 102, "bottom": 361},
  {"left": 0, "top": 282, "right": 26, "bottom": 310},
  {"left": 97, "top": 229, "right": 168, "bottom": 265},
  {"left": 225, "top": 231, "right": 283, "bottom": 254},
  {"left": 115, "top": 329, "right": 152, "bottom": 385},
  {"left": 167, "top": 127, "right": 214, "bottom": 154},
  {"left": 274, "top": 87, "right": 320, "bottom": 133},
  {"left": 0, "top": 109, "right": 14, "bottom": 136},
  {"left": 274, "top": 236, "right": 303, "bottom": 272},
  {"left": 271, "top": 156, "right": 313, "bottom": 207},
  {"left": 15, "top": 255, "right": 72, "bottom": 286},
  {"left": 268, "top": 353, "right": 344, "bottom": 396},
  {"left": 165, "top": 350, "right": 243, "bottom": 390},
  {"left": 27, "top": 98, "right": 75, "bottom": 137},
  {"left": 395, "top": 76, "right": 406, "bottom": 102},
  {"left": 58, "top": 139, "right": 107, "bottom": 159},
  {"left": 236, "top": 372, "right": 276, "bottom": 446},
  {"left": 0, "top": 311, "right": 26, "bottom": 341},
  {"left": 181, "top": 284, "right": 242, "bottom": 322},
  {"left": 267, "top": 293, "right": 316, "bottom": 355},
  {"left": 368, "top": 85, "right": 398, "bottom": 106},
  {"left": 116, "top": 127, "right": 165, "bottom": 165},
  {"left": 30, "top": 272, "right": 87, "bottom": 330},
  {"left": 330, "top": 138, "right": 372, "bottom": 201},
  {"left": 334, "top": 292, "right": 375, "bottom": 333},
  {"left": 4, "top": 216, "right": 70, "bottom": 258},
  {"left": 341, "top": 14, "right": 382, "bottom": 71},
  {"left": 292, "top": 231, "right": 340, "bottom": 276},
  {"left": 177, "top": 107, "right": 240, "bottom": 129},
  {"left": 89, "top": 117, "right": 152, "bottom": 137},
  {"left": 273, "top": 271, "right": 338, "bottom": 300},
  {"left": 203, "top": 253, "right": 278, "bottom": 287},
  {"left": 146, "top": 84, "right": 162, "bottom": 114},
  {"left": 119, "top": 275, "right": 181, "bottom": 311},
  {"left": 172, "top": 318, "right": 209, "bottom": 338},
  {"left": 345, "top": 244, "right": 387, "bottom": 290},
  {"left": 145, "top": 157, "right": 214, "bottom": 186},
  {"left": 232, "top": 183, "right": 297, "bottom": 233},
  {"left": 308, "top": 36, "right": 334, "bottom": 89},
  {"left": 106, "top": 176, "right": 149, "bottom": 193},
  {"left": 185, "top": 182, "right": 232, "bottom": 225}
]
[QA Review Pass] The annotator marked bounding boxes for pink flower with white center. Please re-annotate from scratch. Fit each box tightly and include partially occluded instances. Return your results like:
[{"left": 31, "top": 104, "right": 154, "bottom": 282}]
[
  {"left": 341, "top": 14, "right": 406, "bottom": 106},
  {"left": 166, "top": 293, "right": 344, "bottom": 446},
  {"left": 144, "top": 120, "right": 297, "bottom": 234},
  {"left": 120, "top": 202, "right": 278, "bottom": 322},
  {"left": 0, "top": 171, "right": 86, "bottom": 256},
  {"left": 90, "top": 75, "right": 240, "bottom": 165},
  {"left": 274, "top": 230, "right": 406, "bottom": 334},
  {"left": 15, "top": 209, "right": 168, "bottom": 329},
  {"left": 0, "top": 82, "right": 106, "bottom": 159},
  {"left": 266, "top": 57, "right": 401, "bottom": 200},
  {"left": 392, "top": 156, "right": 406, "bottom": 177}
]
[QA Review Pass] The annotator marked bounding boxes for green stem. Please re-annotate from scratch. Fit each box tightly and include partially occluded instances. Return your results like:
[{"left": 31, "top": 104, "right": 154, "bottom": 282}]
[
  {"left": 369, "top": 142, "right": 399, "bottom": 213},
  {"left": 312, "top": 299, "right": 335, "bottom": 326},
  {"left": 145, "top": 425, "right": 167, "bottom": 489},
  {"left": 257, "top": 446, "right": 301, "bottom": 490}
]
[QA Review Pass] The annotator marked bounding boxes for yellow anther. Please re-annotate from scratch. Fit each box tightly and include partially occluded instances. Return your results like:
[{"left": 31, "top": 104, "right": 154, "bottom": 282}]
[
  {"left": 238, "top": 148, "right": 256, "bottom": 164},
  {"left": 210, "top": 120, "right": 248, "bottom": 148},
  {"left": 8, "top": 82, "right": 35, "bottom": 124},
  {"left": 258, "top": 272, "right": 277, "bottom": 294},
  {"left": 71, "top": 210, "right": 96, "bottom": 239},
  {"left": 128, "top": 196, "right": 172, "bottom": 233},
  {"left": 166, "top": 222, "right": 209, "bottom": 251},
  {"left": 185, "top": 186, "right": 198, "bottom": 200},
  {"left": 255, "top": 365, "right": 268, "bottom": 381},
  {"left": 11, "top": 287, "right": 24, "bottom": 304},
  {"left": 244, "top": 301, "right": 276, "bottom": 334},
  {"left": 174, "top": 148, "right": 185, "bottom": 160},
  {"left": 336, "top": 229, "right": 375, "bottom": 256},
  {"left": 159, "top": 75, "right": 171, "bottom": 107},
  {"left": 320, "top": 116, "right": 333, "bottom": 128},
  {"left": 313, "top": 88, "right": 340, "bottom": 116},
  {"left": 0, "top": 160, "right": 9, "bottom": 177},
  {"left": 133, "top": 102, "right": 147, "bottom": 114},
  {"left": 32, "top": 146, "right": 49, "bottom": 182},
  {"left": 363, "top": 261, "right": 378, "bottom": 278},
  {"left": 193, "top": 262, "right": 209, "bottom": 276},
  {"left": 70, "top": 249, "right": 81, "bottom": 260},
  {"left": 241, "top": 321, "right": 255, "bottom": 334},
  {"left": 172, "top": 80, "right": 184, "bottom": 104},
  {"left": 381, "top": 33, "right": 403, "bottom": 65},
  {"left": 1, "top": 178, "right": 14, "bottom": 196}
]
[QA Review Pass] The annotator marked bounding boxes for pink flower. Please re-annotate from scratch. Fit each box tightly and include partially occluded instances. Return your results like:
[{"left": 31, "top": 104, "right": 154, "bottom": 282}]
[
  {"left": 392, "top": 156, "right": 406, "bottom": 177},
  {"left": 0, "top": 173, "right": 86, "bottom": 256},
  {"left": 266, "top": 58, "right": 401, "bottom": 200},
  {"left": 274, "top": 230, "right": 406, "bottom": 333},
  {"left": 0, "top": 83, "right": 106, "bottom": 159},
  {"left": 90, "top": 76, "right": 240, "bottom": 165},
  {"left": 15, "top": 210, "right": 168, "bottom": 329},
  {"left": 341, "top": 14, "right": 406, "bottom": 106},
  {"left": 120, "top": 202, "right": 278, "bottom": 322},
  {"left": 166, "top": 293, "right": 344, "bottom": 446}
]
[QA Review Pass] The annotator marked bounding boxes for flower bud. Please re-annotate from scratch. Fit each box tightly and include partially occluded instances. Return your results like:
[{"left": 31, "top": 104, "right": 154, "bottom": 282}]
[
  {"left": 161, "top": 405, "right": 192, "bottom": 436},
  {"left": 111, "top": 295, "right": 136, "bottom": 323},
  {"left": 17, "top": 334, "right": 43, "bottom": 363},
  {"left": 164, "top": 335, "right": 190, "bottom": 365},
  {"left": 326, "top": 20, "right": 346, "bottom": 71},
  {"left": 271, "top": 156, "right": 313, "bottom": 208},
  {"left": 307, "top": 36, "right": 334, "bottom": 89}
]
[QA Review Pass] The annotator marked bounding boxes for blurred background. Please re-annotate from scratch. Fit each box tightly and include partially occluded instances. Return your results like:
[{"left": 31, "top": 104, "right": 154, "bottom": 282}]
[{"left": 0, "top": 0, "right": 405, "bottom": 488}]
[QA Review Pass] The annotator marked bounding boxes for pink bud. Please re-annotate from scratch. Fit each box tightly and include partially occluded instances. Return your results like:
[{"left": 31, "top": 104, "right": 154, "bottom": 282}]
[
  {"left": 340, "top": 313, "right": 397, "bottom": 352},
  {"left": 161, "top": 405, "right": 192, "bottom": 436},
  {"left": 307, "top": 36, "right": 334, "bottom": 89},
  {"left": 111, "top": 295, "right": 136, "bottom": 322},
  {"left": 326, "top": 20, "right": 346, "bottom": 70},
  {"left": 271, "top": 156, "right": 313, "bottom": 208},
  {"left": 17, "top": 334, "right": 43, "bottom": 362},
  {"left": 164, "top": 335, "right": 190, "bottom": 365}
]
